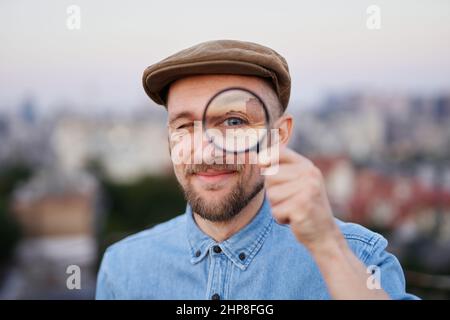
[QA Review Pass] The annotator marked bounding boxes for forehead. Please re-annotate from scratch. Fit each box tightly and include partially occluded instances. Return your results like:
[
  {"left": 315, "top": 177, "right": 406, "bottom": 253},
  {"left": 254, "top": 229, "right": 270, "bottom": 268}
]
[{"left": 166, "top": 74, "right": 273, "bottom": 120}]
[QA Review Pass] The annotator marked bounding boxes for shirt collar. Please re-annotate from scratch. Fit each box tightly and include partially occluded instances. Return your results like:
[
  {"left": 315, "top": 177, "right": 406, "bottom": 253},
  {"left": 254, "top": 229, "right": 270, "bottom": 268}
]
[{"left": 186, "top": 195, "right": 273, "bottom": 271}]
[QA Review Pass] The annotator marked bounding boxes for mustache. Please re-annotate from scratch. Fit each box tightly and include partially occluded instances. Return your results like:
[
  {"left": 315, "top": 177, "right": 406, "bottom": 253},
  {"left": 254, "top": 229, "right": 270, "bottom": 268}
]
[{"left": 184, "top": 164, "right": 244, "bottom": 175}]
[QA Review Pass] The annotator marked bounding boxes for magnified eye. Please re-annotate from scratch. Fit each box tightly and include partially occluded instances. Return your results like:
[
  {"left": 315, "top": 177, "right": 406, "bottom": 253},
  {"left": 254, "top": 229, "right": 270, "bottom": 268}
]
[
  {"left": 204, "top": 88, "right": 269, "bottom": 153},
  {"left": 223, "top": 117, "right": 247, "bottom": 127}
]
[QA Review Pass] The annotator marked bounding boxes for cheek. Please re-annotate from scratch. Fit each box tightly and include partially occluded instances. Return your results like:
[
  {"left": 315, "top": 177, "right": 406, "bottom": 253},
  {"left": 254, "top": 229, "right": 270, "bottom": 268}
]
[
  {"left": 240, "top": 165, "right": 260, "bottom": 182},
  {"left": 169, "top": 134, "right": 194, "bottom": 165},
  {"left": 173, "top": 164, "right": 187, "bottom": 183}
]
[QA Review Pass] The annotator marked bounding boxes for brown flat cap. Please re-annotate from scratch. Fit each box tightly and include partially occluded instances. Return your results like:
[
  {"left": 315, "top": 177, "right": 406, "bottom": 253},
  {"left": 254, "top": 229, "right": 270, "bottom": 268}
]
[{"left": 142, "top": 39, "right": 291, "bottom": 111}]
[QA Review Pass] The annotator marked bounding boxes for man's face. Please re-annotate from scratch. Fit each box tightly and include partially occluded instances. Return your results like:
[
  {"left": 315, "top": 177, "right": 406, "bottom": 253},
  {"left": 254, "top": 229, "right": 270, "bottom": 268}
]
[{"left": 167, "top": 74, "right": 279, "bottom": 222}]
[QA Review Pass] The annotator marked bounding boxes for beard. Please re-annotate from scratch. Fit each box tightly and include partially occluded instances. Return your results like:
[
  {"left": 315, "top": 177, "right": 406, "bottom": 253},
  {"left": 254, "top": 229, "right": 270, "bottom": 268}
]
[{"left": 181, "top": 164, "right": 264, "bottom": 222}]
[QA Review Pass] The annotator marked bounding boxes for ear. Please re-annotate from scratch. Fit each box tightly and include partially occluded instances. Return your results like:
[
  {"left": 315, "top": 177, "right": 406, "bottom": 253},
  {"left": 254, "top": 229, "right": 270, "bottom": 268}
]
[{"left": 273, "top": 114, "right": 294, "bottom": 147}]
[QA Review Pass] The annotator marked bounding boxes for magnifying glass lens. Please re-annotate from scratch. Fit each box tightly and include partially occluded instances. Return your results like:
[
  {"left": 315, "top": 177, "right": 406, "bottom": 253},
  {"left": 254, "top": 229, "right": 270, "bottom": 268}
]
[{"left": 204, "top": 89, "right": 269, "bottom": 153}]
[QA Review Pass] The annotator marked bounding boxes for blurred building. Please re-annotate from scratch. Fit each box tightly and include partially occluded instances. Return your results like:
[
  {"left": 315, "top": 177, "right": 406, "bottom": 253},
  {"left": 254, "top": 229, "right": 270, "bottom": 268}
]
[
  {"left": 0, "top": 97, "right": 54, "bottom": 168},
  {"left": 313, "top": 154, "right": 450, "bottom": 275},
  {"left": 51, "top": 112, "right": 172, "bottom": 183},
  {"left": 0, "top": 169, "right": 99, "bottom": 299},
  {"left": 296, "top": 93, "right": 450, "bottom": 161}
]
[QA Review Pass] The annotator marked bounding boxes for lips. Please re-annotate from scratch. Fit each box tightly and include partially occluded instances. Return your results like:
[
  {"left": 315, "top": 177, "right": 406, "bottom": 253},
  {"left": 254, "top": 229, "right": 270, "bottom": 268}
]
[
  {"left": 196, "top": 169, "right": 236, "bottom": 176},
  {"left": 193, "top": 169, "right": 237, "bottom": 183}
]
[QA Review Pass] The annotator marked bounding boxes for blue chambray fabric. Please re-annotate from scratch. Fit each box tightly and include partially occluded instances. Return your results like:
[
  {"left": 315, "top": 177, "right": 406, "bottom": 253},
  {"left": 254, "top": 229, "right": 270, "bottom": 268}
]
[{"left": 96, "top": 196, "right": 418, "bottom": 300}]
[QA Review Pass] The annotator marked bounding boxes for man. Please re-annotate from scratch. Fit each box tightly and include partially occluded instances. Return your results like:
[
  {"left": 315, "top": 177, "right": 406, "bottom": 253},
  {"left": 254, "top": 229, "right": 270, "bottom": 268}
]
[{"left": 96, "top": 40, "right": 417, "bottom": 300}]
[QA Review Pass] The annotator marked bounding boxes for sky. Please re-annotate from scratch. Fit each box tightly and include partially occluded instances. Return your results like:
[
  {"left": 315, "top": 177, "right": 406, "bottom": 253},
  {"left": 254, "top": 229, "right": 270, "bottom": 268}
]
[{"left": 0, "top": 0, "right": 449, "bottom": 114}]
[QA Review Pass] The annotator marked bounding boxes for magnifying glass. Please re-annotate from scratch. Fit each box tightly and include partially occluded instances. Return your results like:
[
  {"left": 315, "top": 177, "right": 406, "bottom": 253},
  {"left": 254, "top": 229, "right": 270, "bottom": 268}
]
[{"left": 202, "top": 87, "right": 271, "bottom": 154}]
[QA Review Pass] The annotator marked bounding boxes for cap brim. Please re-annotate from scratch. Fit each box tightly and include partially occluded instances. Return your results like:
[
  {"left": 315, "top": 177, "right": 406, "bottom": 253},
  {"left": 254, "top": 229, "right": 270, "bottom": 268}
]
[{"left": 143, "top": 60, "right": 277, "bottom": 106}]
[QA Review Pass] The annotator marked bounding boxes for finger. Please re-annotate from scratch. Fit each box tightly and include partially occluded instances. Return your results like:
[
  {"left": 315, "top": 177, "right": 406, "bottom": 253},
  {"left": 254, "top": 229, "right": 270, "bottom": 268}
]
[
  {"left": 279, "top": 148, "right": 314, "bottom": 166},
  {"left": 271, "top": 205, "right": 290, "bottom": 225},
  {"left": 259, "top": 146, "right": 314, "bottom": 169},
  {"left": 265, "top": 158, "right": 320, "bottom": 188},
  {"left": 264, "top": 163, "right": 308, "bottom": 187},
  {"left": 266, "top": 179, "right": 301, "bottom": 206},
  {"left": 271, "top": 200, "right": 296, "bottom": 225}
]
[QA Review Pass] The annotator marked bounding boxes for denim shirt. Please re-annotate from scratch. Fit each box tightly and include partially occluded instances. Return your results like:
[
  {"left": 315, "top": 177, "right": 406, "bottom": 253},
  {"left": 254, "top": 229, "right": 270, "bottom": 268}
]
[{"left": 96, "top": 197, "right": 418, "bottom": 300}]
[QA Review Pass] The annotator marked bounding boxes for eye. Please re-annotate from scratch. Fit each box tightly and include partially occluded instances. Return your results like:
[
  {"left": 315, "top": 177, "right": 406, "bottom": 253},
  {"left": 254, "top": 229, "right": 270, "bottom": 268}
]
[
  {"left": 177, "top": 122, "right": 193, "bottom": 130},
  {"left": 223, "top": 117, "right": 246, "bottom": 127}
]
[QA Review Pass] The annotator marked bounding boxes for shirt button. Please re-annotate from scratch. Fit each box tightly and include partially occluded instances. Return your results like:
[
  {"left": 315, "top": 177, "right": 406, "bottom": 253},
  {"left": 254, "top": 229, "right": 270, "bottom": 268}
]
[
  {"left": 211, "top": 293, "right": 220, "bottom": 300},
  {"left": 195, "top": 250, "right": 201, "bottom": 257},
  {"left": 239, "top": 252, "right": 246, "bottom": 261},
  {"left": 213, "top": 245, "right": 222, "bottom": 253}
]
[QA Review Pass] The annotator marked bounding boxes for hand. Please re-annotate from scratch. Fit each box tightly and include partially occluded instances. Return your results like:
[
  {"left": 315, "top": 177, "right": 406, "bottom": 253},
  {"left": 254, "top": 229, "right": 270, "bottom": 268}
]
[
  {"left": 262, "top": 147, "right": 389, "bottom": 299},
  {"left": 264, "top": 147, "right": 342, "bottom": 250}
]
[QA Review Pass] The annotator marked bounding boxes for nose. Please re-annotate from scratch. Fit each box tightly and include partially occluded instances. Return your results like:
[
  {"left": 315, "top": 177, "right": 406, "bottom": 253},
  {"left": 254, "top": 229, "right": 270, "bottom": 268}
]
[
  {"left": 191, "top": 129, "right": 218, "bottom": 165},
  {"left": 193, "top": 122, "right": 240, "bottom": 166}
]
